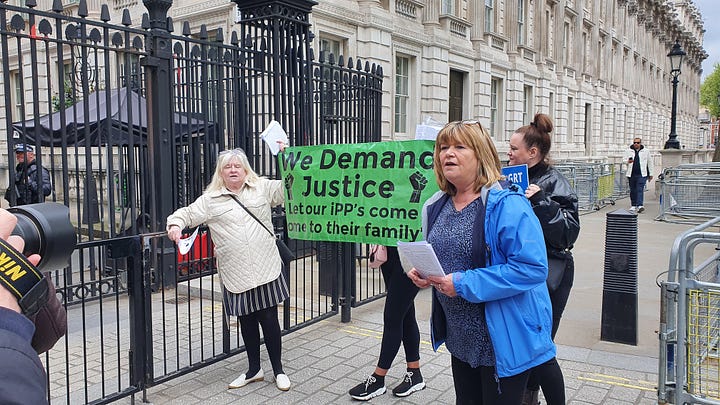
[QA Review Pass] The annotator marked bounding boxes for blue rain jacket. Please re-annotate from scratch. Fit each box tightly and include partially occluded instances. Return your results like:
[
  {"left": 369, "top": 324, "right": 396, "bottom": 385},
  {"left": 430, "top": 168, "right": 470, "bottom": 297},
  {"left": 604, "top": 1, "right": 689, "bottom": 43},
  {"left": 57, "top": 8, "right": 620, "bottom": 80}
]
[{"left": 423, "top": 183, "right": 556, "bottom": 377}]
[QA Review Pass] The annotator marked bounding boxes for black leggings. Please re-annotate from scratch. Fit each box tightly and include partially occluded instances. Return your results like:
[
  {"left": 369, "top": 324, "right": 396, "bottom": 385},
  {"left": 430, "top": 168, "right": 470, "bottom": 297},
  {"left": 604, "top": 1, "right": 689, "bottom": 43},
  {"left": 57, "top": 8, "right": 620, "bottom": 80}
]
[
  {"left": 377, "top": 246, "right": 421, "bottom": 370},
  {"left": 451, "top": 356, "right": 530, "bottom": 405},
  {"left": 525, "top": 357, "right": 565, "bottom": 404},
  {"left": 550, "top": 255, "right": 574, "bottom": 339},
  {"left": 238, "top": 305, "right": 284, "bottom": 376},
  {"left": 525, "top": 256, "right": 574, "bottom": 401}
]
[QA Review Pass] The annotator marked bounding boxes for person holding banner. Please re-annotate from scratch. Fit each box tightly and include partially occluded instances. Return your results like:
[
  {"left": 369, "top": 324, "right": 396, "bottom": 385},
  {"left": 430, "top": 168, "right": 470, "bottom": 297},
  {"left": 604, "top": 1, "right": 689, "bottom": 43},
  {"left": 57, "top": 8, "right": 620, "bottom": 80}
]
[
  {"left": 348, "top": 246, "right": 425, "bottom": 400},
  {"left": 406, "top": 120, "right": 558, "bottom": 404},
  {"left": 508, "top": 113, "right": 578, "bottom": 404},
  {"left": 166, "top": 147, "right": 292, "bottom": 392}
]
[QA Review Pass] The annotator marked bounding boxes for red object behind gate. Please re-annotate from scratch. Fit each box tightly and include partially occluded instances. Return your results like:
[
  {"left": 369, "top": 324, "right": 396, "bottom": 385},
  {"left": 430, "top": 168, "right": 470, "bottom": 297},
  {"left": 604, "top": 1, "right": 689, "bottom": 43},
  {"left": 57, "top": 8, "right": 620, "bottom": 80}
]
[{"left": 177, "top": 229, "right": 215, "bottom": 276}]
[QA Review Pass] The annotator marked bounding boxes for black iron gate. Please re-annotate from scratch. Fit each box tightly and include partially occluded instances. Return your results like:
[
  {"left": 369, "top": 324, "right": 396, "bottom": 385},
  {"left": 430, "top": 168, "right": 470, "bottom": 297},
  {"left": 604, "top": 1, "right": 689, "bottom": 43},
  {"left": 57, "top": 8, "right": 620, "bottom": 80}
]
[{"left": 0, "top": 0, "right": 385, "bottom": 403}]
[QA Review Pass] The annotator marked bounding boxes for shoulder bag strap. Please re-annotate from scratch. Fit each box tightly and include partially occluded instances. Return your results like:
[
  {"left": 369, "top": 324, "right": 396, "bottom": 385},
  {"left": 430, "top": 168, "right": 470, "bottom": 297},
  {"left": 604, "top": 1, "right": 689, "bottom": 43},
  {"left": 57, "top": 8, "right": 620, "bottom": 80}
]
[{"left": 229, "top": 194, "right": 275, "bottom": 237}]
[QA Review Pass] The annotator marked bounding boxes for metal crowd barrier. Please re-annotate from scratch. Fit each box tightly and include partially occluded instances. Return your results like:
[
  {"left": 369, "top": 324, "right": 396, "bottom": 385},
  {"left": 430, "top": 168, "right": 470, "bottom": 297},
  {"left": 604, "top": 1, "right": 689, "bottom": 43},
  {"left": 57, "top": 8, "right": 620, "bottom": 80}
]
[
  {"left": 611, "top": 163, "right": 630, "bottom": 201},
  {"left": 658, "top": 216, "right": 720, "bottom": 404},
  {"left": 555, "top": 162, "right": 619, "bottom": 213},
  {"left": 656, "top": 163, "right": 720, "bottom": 224}
]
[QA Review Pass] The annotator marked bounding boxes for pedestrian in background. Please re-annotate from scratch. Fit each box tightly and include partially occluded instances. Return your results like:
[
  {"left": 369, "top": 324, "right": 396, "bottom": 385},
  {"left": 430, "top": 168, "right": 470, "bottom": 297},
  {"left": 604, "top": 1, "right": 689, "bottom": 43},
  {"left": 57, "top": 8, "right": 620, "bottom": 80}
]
[
  {"left": 624, "top": 137, "right": 654, "bottom": 213},
  {"left": 4, "top": 143, "right": 52, "bottom": 206},
  {"left": 167, "top": 147, "right": 291, "bottom": 392},
  {"left": 407, "top": 120, "right": 557, "bottom": 404},
  {"left": 508, "top": 113, "right": 577, "bottom": 404},
  {"left": 348, "top": 246, "right": 425, "bottom": 401}
]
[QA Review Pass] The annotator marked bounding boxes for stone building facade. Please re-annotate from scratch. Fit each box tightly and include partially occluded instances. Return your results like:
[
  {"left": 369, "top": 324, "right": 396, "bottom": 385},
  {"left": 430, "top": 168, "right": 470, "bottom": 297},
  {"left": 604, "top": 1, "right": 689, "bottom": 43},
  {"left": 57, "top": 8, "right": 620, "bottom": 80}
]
[
  {"left": 2, "top": 0, "right": 707, "bottom": 162},
  {"left": 309, "top": 0, "right": 707, "bottom": 159}
]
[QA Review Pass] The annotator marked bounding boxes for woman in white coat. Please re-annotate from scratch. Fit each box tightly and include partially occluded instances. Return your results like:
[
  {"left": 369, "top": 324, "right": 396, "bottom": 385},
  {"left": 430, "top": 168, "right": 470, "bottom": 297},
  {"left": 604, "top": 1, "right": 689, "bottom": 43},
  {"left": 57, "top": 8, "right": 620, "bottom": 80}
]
[{"left": 167, "top": 148, "right": 291, "bottom": 391}]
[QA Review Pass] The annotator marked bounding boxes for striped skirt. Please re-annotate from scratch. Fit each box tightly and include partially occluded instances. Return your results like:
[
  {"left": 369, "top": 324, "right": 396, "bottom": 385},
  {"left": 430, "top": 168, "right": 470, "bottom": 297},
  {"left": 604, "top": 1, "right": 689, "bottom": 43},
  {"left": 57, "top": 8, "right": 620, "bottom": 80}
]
[{"left": 223, "top": 270, "right": 289, "bottom": 317}]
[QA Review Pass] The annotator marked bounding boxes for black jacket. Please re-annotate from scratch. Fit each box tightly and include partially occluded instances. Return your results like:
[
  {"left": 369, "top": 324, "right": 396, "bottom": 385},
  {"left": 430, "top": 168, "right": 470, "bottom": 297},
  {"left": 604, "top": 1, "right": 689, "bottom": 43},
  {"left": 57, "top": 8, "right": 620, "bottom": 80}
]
[
  {"left": 527, "top": 163, "right": 580, "bottom": 258},
  {"left": 0, "top": 307, "right": 48, "bottom": 404},
  {"left": 5, "top": 161, "right": 52, "bottom": 206}
]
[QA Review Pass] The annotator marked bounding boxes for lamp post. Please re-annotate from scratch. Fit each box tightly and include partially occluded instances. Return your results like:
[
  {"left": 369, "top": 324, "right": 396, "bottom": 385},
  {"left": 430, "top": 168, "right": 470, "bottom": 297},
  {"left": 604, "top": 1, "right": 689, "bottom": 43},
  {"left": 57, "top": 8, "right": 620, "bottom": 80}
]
[
  {"left": 665, "top": 41, "right": 685, "bottom": 149},
  {"left": 716, "top": 93, "right": 720, "bottom": 148}
]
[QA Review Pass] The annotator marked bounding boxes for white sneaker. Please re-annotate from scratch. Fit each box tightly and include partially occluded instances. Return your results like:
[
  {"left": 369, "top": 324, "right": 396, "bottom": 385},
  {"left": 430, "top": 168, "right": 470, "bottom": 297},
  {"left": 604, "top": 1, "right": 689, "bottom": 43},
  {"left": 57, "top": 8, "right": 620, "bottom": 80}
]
[
  {"left": 637, "top": 206, "right": 645, "bottom": 213},
  {"left": 228, "top": 369, "right": 264, "bottom": 389},
  {"left": 275, "top": 373, "right": 291, "bottom": 391},
  {"left": 629, "top": 206, "right": 636, "bottom": 213}
]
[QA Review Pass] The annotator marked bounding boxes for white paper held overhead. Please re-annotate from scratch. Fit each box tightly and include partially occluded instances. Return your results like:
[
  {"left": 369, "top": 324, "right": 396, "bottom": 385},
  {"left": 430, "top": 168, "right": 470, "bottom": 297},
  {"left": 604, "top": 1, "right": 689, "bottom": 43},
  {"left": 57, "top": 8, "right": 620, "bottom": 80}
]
[{"left": 260, "top": 120, "right": 290, "bottom": 155}]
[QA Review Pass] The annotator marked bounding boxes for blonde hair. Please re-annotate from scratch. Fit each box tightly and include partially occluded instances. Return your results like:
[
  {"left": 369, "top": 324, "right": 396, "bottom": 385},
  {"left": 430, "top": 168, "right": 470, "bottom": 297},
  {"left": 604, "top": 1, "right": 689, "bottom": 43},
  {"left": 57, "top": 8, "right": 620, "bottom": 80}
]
[
  {"left": 433, "top": 121, "right": 503, "bottom": 195},
  {"left": 205, "top": 148, "right": 260, "bottom": 193}
]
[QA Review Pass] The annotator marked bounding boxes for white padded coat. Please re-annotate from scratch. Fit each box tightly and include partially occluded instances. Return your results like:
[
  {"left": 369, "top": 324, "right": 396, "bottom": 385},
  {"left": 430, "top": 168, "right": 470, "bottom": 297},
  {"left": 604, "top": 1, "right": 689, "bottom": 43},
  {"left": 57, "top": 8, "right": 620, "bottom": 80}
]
[{"left": 166, "top": 177, "right": 285, "bottom": 294}]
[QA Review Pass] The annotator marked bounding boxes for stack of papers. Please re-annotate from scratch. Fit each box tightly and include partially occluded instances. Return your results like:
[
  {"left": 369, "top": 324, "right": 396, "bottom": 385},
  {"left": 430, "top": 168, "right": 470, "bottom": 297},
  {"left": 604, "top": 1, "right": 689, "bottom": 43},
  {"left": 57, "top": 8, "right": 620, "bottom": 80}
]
[{"left": 397, "top": 240, "right": 446, "bottom": 279}]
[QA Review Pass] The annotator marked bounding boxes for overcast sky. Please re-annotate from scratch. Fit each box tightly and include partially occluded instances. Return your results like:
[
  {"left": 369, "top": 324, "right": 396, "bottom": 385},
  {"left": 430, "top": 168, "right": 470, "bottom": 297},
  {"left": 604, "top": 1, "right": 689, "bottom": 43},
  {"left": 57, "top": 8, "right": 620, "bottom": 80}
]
[{"left": 694, "top": 0, "right": 719, "bottom": 81}]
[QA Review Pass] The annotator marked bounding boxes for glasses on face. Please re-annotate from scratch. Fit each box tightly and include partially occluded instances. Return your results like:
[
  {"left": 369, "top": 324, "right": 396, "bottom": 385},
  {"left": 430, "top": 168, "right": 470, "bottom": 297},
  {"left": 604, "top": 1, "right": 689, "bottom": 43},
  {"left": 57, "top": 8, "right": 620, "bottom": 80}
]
[
  {"left": 633, "top": 141, "right": 641, "bottom": 144},
  {"left": 219, "top": 148, "right": 244, "bottom": 157}
]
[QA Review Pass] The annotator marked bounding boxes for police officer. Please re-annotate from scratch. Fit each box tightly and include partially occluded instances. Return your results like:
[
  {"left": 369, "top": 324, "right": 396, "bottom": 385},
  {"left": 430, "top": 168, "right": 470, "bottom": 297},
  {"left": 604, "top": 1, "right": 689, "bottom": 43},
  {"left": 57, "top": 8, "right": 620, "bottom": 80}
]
[{"left": 5, "top": 143, "right": 52, "bottom": 206}]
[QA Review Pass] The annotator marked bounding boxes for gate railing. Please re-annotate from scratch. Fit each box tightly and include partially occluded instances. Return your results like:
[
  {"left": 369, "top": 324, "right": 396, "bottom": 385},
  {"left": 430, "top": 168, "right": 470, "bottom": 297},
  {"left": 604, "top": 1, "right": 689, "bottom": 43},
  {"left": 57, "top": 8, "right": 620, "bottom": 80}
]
[
  {"left": 46, "top": 226, "right": 371, "bottom": 404},
  {"left": 658, "top": 216, "right": 720, "bottom": 404},
  {"left": 2, "top": 0, "right": 386, "bottom": 403}
]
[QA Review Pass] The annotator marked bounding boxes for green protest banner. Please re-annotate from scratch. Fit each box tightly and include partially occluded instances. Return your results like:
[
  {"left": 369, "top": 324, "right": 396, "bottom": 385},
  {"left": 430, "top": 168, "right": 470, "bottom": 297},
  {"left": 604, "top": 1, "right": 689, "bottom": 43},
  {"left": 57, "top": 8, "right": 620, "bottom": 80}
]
[{"left": 278, "top": 140, "right": 438, "bottom": 245}]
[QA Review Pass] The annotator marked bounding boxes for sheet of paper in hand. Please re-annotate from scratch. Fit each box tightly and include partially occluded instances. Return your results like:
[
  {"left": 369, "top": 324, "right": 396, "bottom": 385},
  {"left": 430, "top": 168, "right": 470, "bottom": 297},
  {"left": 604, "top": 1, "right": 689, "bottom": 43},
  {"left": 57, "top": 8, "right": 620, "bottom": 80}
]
[
  {"left": 177, "top": 227, "right": 199, "bottom": 255},
  {"left": 397, "top": 240, "right": 446, "bottom": 279},
  {"left": 261, "top": 120, "right": 290, "bottom": 156}
]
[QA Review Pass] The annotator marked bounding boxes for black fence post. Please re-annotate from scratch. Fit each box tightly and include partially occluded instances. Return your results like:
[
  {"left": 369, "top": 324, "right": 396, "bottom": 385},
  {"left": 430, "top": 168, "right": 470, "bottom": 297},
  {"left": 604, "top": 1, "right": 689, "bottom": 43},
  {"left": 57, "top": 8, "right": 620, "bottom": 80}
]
[
  {"left": 233, "top": 0, "right": 316, "bottom": 153},
  {"left": 142, "top": 0, "right": 174, "bottom": 230},
  {"left": 107, "top": 236, "right": 151, "bottom": 391},
  {"left": 142, "top": 0, "right": 177, "bottom": 288},
  {"left": 339, "top": 242, "right": 354, "bottom": 323}
]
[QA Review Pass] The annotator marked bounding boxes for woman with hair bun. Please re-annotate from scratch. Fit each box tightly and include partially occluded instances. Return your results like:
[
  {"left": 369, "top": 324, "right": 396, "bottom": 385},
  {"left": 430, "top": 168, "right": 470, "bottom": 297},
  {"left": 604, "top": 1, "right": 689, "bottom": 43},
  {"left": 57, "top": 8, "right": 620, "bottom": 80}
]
[{"left": 508, "top": 113, "right": 580, "bottom": 404}]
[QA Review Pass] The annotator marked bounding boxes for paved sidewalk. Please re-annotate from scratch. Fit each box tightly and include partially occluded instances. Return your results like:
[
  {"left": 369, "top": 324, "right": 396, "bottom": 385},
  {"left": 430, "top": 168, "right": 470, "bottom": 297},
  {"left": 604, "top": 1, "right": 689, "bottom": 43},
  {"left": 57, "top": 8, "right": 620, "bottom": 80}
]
[{"left": 116, "top": 192, "right": 689, "bottom": 404}]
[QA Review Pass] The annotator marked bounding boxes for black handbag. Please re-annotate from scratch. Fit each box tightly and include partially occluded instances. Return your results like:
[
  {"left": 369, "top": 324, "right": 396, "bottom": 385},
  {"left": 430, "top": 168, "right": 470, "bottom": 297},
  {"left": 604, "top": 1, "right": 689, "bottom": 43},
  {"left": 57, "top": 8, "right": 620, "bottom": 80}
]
[
  {"left": 230, "top": 195, "right": 296, "bottom": 264},
  {"left": 275, "top": 238, "right": 296, "bottom": 264},
  {"left": 546, "top": 256, "right": 567, "bottom": 293}
]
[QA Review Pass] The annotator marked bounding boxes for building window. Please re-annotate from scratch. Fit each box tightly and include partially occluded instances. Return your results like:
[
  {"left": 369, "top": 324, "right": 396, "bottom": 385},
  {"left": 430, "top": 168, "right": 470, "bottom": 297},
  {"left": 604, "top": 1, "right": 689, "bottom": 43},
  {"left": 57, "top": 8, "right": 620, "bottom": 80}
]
[
  {"left": 549, "top": 91, "right": 555, "bottom": 120},
  {"left": 319, "top": 37, "right": 342, "bottom": 60},
  {"left": 597, "top": 40, "right": 604, "bottom": 78},
  {"left": 517, "top": 0, "right": 526, "bottom": 46},
  {"left": 52, "top": 61, "right": 77, "bottom": 112},
  {"left": 490, "top": 77, "right": 503, "bottom": 139},
  {"left": 12, "top": 71, "right": 22, "bottom": 119},
  {"left": 119, "top": 54, "right": 140, "bottom": 91},
  {"left": 484, "top": 0, "right": 494, "bottom": 32},
  {"left": 545, "top": 9, "right": 552, "bottom": 58},
  {"left": 394, "top": 56, "right": 410, "bottom": 134},
  {"left": 582, "top": 32, "right": 588, "bottom": 72},
  {"left": 523, "top": 85, "right": 533, "bottom": 124},
  {"left": 612, "top": 107, "right": 617, "bottom": 143},
  {"left": 442, "top": 0, "right": 455, "bottom": 15},
  {"left": 563, "top": 22, "right": 571, "bottom": 66},
  {"left": 567, "top": 96, "right": 574, "bottom": 143}
]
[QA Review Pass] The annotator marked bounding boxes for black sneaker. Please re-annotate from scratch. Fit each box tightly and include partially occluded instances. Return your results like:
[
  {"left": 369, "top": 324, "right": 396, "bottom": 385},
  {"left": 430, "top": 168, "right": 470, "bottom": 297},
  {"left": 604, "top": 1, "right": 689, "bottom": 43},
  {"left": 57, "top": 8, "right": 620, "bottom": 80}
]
[
  {"left": 392, "top": 370, "right": 426, "bottom": 397},
  {"left": 349, "top": 375, "right": 386, "bottom": 401}
]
